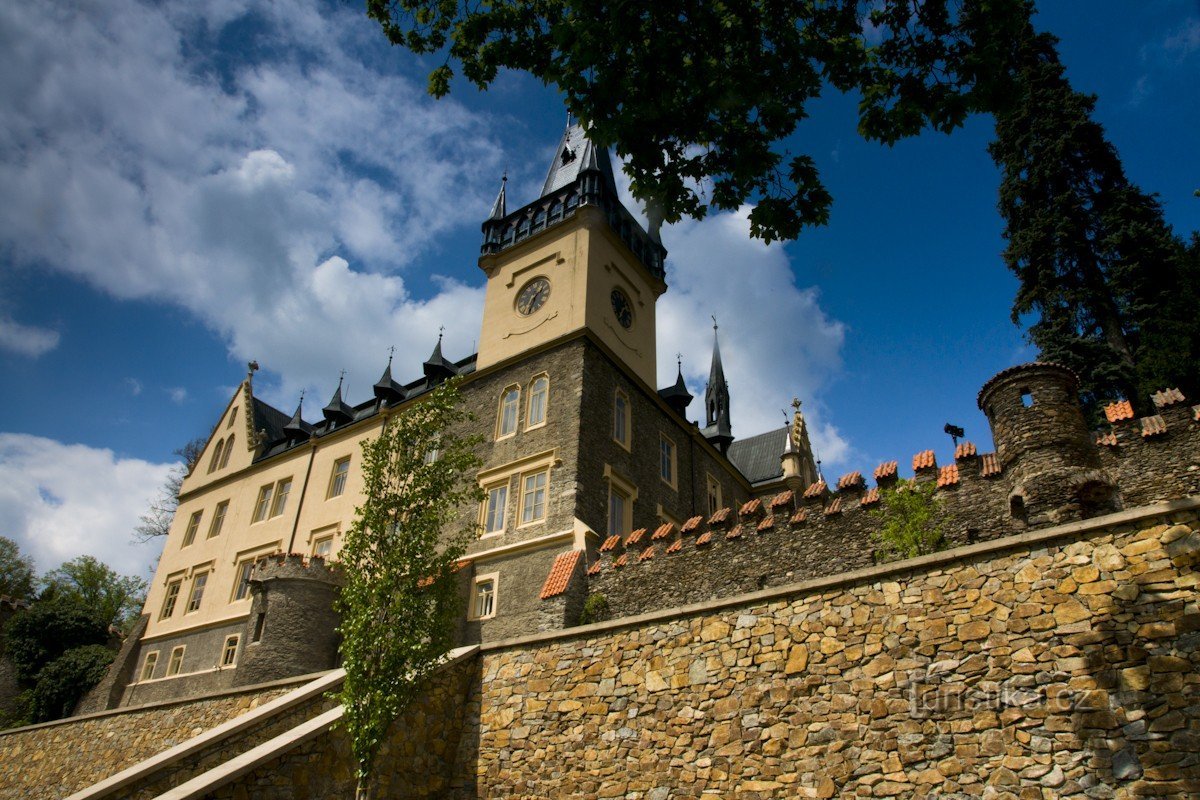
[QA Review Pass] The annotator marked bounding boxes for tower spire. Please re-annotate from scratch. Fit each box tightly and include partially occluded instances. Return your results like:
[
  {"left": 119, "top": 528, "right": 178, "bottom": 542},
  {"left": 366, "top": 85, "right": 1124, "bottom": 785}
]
[
  {"left": 488, "top": 172, "right": 507, "bottom": 221},
  {"left": 702, "top": 318, "right": 733, "bottom": 453}
]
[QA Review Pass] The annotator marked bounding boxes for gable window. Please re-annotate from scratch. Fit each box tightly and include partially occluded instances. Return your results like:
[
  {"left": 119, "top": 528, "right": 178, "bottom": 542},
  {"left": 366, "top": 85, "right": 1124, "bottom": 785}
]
[
  {"left": 208, "top": 439, "right": 225, "bottom": 473},
  {"left": 182, "top": 510, "right": 203, "bottom": 547},
  {"left": 527, "top": 375, "right": 548, "bottom": 428},
  {"left": 706, "top": 474, "right": 722, "bottom": 516},
  {"left": 221, "top": 635, "right": 239, "bottom": 667},
  {"left": 483, "top": 483, "right": 508, "bottom": 536},
  {"left": 659, "top": 435, "right": 677, "bottom": 488},
  {"left": 140, "top": 651, "right": 159, "bottom": 681},
  {"left": 613, "top": 390, "right": 630, "bottom": 448},
  {"left": 219, "top": 434, "right": 235, "bottom": 469},
  {"left": 207, "top": 501, "right": 228, "bottom": 539},
  {"left": 328, "top": 457, "right": 350, "bottom": 498},
  {"left": 252, "top": 484, "right": 273, "bottom": 523},
  {"left": 233, "top": 560, "right": 255, "bottom": 601},
  {"left": 227, "top": 406, "right": 238, "bottom": 428},
  {"left": 498, "top": 386, "right": 520, "bottom": 438},
  {"left": 471, "top": 574, "right": 498, "bottom": 620},
  {"left": 270, "top": 478, "right": 292, "bottom": 518},
  {"left": 520, "top": 470, "right": 548, "bottom": 525},
  {"left": 166, "top": 646, "right": 185, "bottom": 676},
  {"left": 160, "top": 579, "right": 182, "bottom": 619},
  {"left": 186, "top": 571, "right": 208, "bottom": 613}
]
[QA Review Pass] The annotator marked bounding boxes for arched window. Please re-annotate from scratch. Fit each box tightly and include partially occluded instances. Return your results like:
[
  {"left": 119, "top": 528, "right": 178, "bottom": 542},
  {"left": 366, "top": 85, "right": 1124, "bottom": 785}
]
[
  {"left": 219, "top": 434, "right": 235, "bottom": 469},
  {"left": 208, "top": 438, "right": 225, "bottom": 473},
  {"left": 497, "top": 387, "right": 520, "bottom": 438},
  {"left": 527, "top": 375, "right": 548, "bottom": 428}
]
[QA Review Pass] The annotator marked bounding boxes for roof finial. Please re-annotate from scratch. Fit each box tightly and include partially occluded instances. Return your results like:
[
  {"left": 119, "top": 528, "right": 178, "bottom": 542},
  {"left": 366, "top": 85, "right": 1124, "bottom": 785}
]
[
  {"left": 247, "top": 360, "right": 259, "bottom": 383},
  {"left": 337, "top": 369, "right": 346, "bottom": 390},
  {"left": 566, "top": 109, "right": 573, "bottom": 129},
  {"left": 299, "top": 389, "right": 305, "bottom": 405},
  {"left": 387, "top": 345, "right": 395, "bottom": 367},
  {"left": 676, "top": 352, "right": 683, "bottom": 371},
  {"left": 438, "top": 325, "right": 444, "bottom": 343},
  {"left": 712, "top": 315, "right": 718, "bottom": 332}
]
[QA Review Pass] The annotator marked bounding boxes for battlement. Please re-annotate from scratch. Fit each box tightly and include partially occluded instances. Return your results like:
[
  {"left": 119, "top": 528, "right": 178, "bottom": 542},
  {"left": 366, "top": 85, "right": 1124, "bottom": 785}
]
[{"left": 249, "top": 552, "right": 345, "bottom": 586}]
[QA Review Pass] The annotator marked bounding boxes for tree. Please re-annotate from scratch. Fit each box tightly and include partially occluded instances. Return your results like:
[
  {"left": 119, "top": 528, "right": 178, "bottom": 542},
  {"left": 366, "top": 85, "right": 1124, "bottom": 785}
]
[
  {"left": 366, "top": 0, "right": 1031, "bottom": 241},
  {"left": 3, "top": 601, "right": 110, "bottom": 683},
  {"left": 870, "top": 480, "right": 945, "bottom": 563},
  {"left": 0, "top": 536, "right": 36, "bottom": 601},
  {"left": 25, "top": 644, "right": 114, "bottom": 724},
  {"left": 335, "top": 379, "right": 483, "bottom": 794},
  {"left": 41, "top": 556, "right": 147, "bottom": 632},
  {"left": 135, "top": 437, "right": 206, "bottom": 542},
  {"left": 989, "top": 31, "right": 1199, "bottom": 411}
]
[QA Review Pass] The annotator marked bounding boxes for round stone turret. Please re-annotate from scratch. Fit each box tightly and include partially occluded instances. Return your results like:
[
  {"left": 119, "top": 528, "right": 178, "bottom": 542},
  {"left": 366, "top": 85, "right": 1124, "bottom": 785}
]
[
  {"left": 233, "top": 553, "right": 344, "bottom": 687},
  {"left": 978, "top": 363, "right": 1117, "bottom": 524}
]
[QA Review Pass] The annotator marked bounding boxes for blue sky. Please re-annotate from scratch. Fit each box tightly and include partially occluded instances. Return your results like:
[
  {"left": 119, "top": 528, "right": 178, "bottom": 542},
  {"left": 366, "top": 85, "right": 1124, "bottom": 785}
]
[{"left": 1, "top": 1, "right": 1198, "bottom": 579}]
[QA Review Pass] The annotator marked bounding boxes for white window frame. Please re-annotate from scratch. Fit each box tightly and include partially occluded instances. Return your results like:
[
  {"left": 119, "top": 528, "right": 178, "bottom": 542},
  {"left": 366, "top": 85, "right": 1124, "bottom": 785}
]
[
  {"left": 659, "top": 434, "right": 677, "bottom": 489},
  {"left": 252, "top": 484, "right": 273, "bottom": 523},
  {"left": 270, "top": 478, "right": 292, "bottom": 518},
  {"left": 312, "top": 535, "right": 334, "bottom": 559},
  {"left": 519, "top": 469, "right": 549, "bottom": 527},
  {"left": 140, "top": 650, "right": 159, "bottom": 681},
  {"left": 481, "top": 481, "right": 509, "bottom": 537},
  {"left": 327, "top": 456, "right": 350, "bottom": 498},
  {"left": 526, "top": 374, "right": 549, "bottom": 429},
  {"left": 613, "top": 389, "right": 631, "bottom": 450},
  {"left": 231, "top": 559, "right": 256, "bottom": 602},
  {"left": 469, "top": 572, "right": 499, "bottom": 620},
  {"left": 160, "top": 577, "right": 183, "bottom": 619},
  {"left": 185, "top": 571, "right": 208, "bottom": 613},
  {"left": 221, "top": 635, "right": 240, "bottom": 667},
  {"left": 207, "top": 500, "right": 228, "bottom": 539},
  {"left": 497, "top": 385, "right": 521, "bottom": 439},
  {"left": 166, "top": 645, "right": 185, "bottom": 676},
  {"left": 181, "top": 510, "right": 203, "bottom": 547}
]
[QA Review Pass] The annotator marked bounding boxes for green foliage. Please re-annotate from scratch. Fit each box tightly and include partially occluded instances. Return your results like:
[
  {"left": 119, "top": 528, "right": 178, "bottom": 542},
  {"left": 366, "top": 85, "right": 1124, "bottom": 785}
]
[
  {"left": 0, "top": 536, "right": 36, "bottom": 601},
  {"left": 41, "top": 555, "right": 147, "bottom": 632},
  {"left": 335, "top": 379, "right": 483, "bottom": 785},
  {"left": 365, "top": 0, "right": 1030, "bottom": 242},
  {"left": 870, "top": 480, "right": 945, "bottom": 563},
  {"left": 578, "top": 592, "right": 609, "bottom": 626},
  {"left": 26, "top": 645, "right": 114, "bottom": 723},
  {"left": 3, "top": 600, "right": 110, "bottom": 682}
]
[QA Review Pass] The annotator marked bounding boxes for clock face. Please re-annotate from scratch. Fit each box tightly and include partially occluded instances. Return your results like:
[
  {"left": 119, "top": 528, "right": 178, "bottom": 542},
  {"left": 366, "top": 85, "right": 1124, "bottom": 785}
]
[
  {"left": 610, "top": 287, "right": 633, "bottom": 329},
  {"left": 516, "top": 277, "right": 550, "bottom": 316}
]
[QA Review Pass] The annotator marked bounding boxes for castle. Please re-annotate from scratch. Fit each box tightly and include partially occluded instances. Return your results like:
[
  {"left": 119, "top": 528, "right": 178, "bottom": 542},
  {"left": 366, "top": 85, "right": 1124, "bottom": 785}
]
[{"left": 82, "top": 122, "right": 1200, "bottom": 715}]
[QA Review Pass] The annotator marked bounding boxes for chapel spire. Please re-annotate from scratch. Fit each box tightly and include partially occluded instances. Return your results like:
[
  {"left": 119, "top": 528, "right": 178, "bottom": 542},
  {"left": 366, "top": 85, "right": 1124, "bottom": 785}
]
[{"left": 703, "top": 319, "right": 733, "bottom": 454}]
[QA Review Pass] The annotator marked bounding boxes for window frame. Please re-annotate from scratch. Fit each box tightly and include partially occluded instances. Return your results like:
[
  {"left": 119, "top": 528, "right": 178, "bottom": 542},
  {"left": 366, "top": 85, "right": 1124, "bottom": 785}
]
[
  {"left": 497, "top": 385, "right": 521, "bottom": 439},
  {"left": 185, "top": 571, "right": 208, "bottom": 614},
  {"left": 270, "top": 478, "right": 292, "bottom": 518},
  {"left": 312, "top": 535, "right": 334, "bottom": 559},
  {"left": 612, "top": 389, "right": 631, "bottom": 450},
  {"left": 327, "top": 456, "right": 350, "bottom": 499},
  {"left": 227, "top": 406, "right": 238, "bottom": 429},
  {"left": 659, "top": 434, "right": 677, "bottom": 489},
  {"left": 208, "top": 438, "right": 225, "bottom": 474},
  {"left": 231, "top": 559, "right": 256, "bottom": 602},
  {"left": 706, "top": 473, "right": 723, "bottom": 516},
  {"left": 519, "top": 468, "right": 549, "bottom": 527},
  {"left": 469, "top": 572, "right": 499, "bottom": 620},
  {"left": 526, "top": 374, "right": 549, "bottom": 429},
  {"left": 140, "top": 650, "right": 159, "bottom": 681},
  {"left": 160, "top": 578, "right": 182, "bottom": 619},
  {"left": 166, "top": 645, "right": 185, "bottom": 676},
  {"left": 252, "top": 484, "right": 273, "bottom": 523},
  {"left": 219, "top": 434, "right": 235, "bottom": 469},
  {"left": 605, "top": 466, "right": 638, "bottom": 538},
  {"left": 481, "top": 481, "right": 509, "bottom": 537},
  {"left": 221, "top": 635, "right": 240, "bottom": 667},
  {"left": 181, "top": 510, "right": 203, "bottom": 548},
  {"left": 207, "top": 500, "right": 228, "bottom": 539}
]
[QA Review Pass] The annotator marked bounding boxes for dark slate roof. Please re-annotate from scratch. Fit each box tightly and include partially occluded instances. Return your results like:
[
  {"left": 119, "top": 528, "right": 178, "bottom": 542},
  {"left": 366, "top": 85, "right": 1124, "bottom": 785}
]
[
  {"left": 252, "top": 397, "right": 293, "bottom": 444},
  {"left": 540, "top": 124, "right": 617, "bottom": 198},
  {"left": 727, "top": 426, "right": 787, "bottom": 486}
]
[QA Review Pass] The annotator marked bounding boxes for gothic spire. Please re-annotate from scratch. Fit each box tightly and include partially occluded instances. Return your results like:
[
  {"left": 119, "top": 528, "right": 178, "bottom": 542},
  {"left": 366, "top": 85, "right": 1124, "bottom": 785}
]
[
  {"left": 703, "top": 319, "right": 733, "bottom": 453},
  {"left": 423, "top": 329, "right": 457, "bottom": 385},
  {"left": 283, "top": 393, "right": 310, "bottom": 441},
  {"left": 488, "top": 172, "right": 507, "bottom": 221},
  {"left": 322, "top": 372, "right": 353, "bottom": 425},
  {"left": 373, "top": 347, "right": 406, "bottom": 404}
]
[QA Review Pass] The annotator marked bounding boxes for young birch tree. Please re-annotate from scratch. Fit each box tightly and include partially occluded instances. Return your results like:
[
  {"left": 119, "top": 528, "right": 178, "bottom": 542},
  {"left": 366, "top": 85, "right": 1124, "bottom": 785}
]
[{"left": 335, "top": 379, "right": 482, "bottom": 795}]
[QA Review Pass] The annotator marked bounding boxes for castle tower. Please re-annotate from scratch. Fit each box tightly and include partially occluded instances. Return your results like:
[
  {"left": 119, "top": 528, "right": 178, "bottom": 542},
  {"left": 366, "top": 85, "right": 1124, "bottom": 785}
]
[
  {"left": 702, "top": 323, "right": 733, "bottom": 454},
  {"left": 476, "top": 123, "right": 667, "bottom": 388},
  {"left": 978, "top": 362, "right": 1117, "bottom": 524}
]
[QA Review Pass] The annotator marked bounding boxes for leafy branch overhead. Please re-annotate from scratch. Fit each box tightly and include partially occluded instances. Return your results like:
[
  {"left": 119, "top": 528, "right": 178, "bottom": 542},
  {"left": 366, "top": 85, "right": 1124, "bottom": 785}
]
[{"left": 367, "top": 0, "right": 1031, "bottom": 242}]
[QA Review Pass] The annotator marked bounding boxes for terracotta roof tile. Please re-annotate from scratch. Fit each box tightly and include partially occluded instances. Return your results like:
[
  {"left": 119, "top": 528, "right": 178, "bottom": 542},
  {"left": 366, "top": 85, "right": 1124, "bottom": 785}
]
[
  {"left": 638, "top": 545, "right": 656, "bottom": 562},
  {"left": 1141, "top": 415, "right": 1167, "bottom": 438},
  {"left": 695, "top": 531, "right": 713, "bottom": 546},
  {"left": 790, "top": 509, "right": 808, "bottom": 525},
  {"left": 936, "top": 464, "right": 960, "bottom": 488},
  {"left": 912, "top": 449, "right": 937, "bottom": 471},
  {"left": 651, "top": 522, "right": 675, "bottom": 541},
  {"left": 836, "top": 471, "right": 864, "bottom": 491},
  {"left": 860, "top": 487, "right": 881, "bottom": 507},
  {"left": 1151, "top": 387, "right": 1185, "bottom": 408},
  {"left": 874, "top": 460, "right": 898, "bottom": 480},
  {"left": 1096, "top": 432, "right": 1118, "bottom": 447},
  {"left": 769, "top": 490, "right": 794, "bottom": 508},
  {"left": 586, "top": 560, "right": 602, "bottom": 576},
  {"left": 613, "top": 553, "right": 628, "bottom": 568},
  {"left": 739, "top": 498, "right": 762, "bottom": 516},
  {"left": 539, "top": 550, "right": 582, "bottom": 600},
  {"left": 625, "top": 528, "right": 647, "bottom": 546},
  {"left": 681, "top": 515, "right": 704, "bottom": 533},
  {"left": 726, "top": 524, "right": 744, "bottom": 540},
  {"left": 980, "top": 453, "right": 1001, "bottom": 478},
  {"left": 802, "top": 481, "right": 827, "bottom": 499},
  {"left": 599, "top": 535, "right": 622, "bottom": 553},
  {"left": 756, "top": 516, "right": 775, "bottom": 532},
  {"left": 666, "top": 539, "right": 683, "bottom": 554},
  {"left": 824, "top": 497, "right": 843, "bottom": 515},
  {"left": 1104, "top": 400, "right": 1135, "bottom": 423},
  {"left": 708, "top": 507, "right": 731, "bottom": 525},
  {"left": 954, "top": 441, "right": 977, "bottom": 460}
]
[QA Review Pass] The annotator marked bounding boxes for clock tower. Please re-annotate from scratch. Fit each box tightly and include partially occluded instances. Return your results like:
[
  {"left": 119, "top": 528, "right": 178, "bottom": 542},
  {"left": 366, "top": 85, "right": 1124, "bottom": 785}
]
[{"left": 475, "top": 124, "right": 668, "bottom": 388}]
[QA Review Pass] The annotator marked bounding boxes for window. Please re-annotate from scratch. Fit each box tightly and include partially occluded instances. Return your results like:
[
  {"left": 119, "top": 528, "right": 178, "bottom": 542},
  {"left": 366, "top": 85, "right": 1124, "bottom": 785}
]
[
  {"left": 270, "top": 478, "right": 292, "bottom": 518},
  {"left": 167, "top": 646, "right": 185, "bottom": 676},
  {"left": 160, "top": 579, "right": 182, "bottom": 619},
  {"left": 207, "top": 501, "right": 228, "bottom": 539},
  {"left": 208, "top": 439, "right": 225, "bottom": 473},
  {"left": 1020, "top": 388, "right": 1034, "bottom": 408},
  {"left": 182, "top": 510, "right": 203, "bottom": 547},
  {"left": 608, "top": 483, "right": 630, "bottom": 538},
  {"left": 520, "top": 470, "right": 548, "bottom": 525},
  {"left": 423, "top": 443, "right": 440, "bottom": 465},
  {"left": 498, "top": 386, "right": 520, "bottom": 438},
  {"left": 221, "top": 635, "right": 239, "bottom": 667},
  {"left": 252, "top": 484, "right": 273, "bottom": 522},
  {"left": 252, "top": 612, "right": 266, "bottom": 643},
  {"left": 483, "top": 483, "right": 508, "bottom": 535},
  {"left": 312, "top": 536, "right": 334, "bottom": 559},
  {"left": 219, "top": 434, "right": 235, "bottom": 469},
  {"left": 140, "top": 651, "right": 159, "bottom": 681},
  {"left": 233, "top": 560, "right": 255, "bottom": 601},
  {"left": 471, "top": 575, "right": 498, "bottom": 620},
  {"left": 227, "top": 406, "right": 238, "bottom": 428},
  {"left": 186, "top": 571, "right": 208, "bottom": 613},
  {"left": 659, "top": 435, "right": 677, "bottom": 488},
  {"left": 706, "top": 474, "right": 722, "bottom": 516},
  {"left": 328, "top": 457, "right": 350, "bottom": 498},
  {"left": 527, "top": 375, "right": 548, "bottom": 428},
  {"left": 613, "top": 390, "right": 630, "bottom": 448}
]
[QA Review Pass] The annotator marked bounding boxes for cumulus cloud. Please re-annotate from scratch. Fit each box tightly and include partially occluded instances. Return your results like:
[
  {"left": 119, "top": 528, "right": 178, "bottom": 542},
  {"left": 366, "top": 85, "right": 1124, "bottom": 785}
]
[
  {"left": 167, "top": 387, "right": 188, "bottom": 404},
  {"left": 0, "top": 315, "right": 60, "bottom": 357},
  {"left": 0, "top": 434, "right": 173, "bottom": 578}
]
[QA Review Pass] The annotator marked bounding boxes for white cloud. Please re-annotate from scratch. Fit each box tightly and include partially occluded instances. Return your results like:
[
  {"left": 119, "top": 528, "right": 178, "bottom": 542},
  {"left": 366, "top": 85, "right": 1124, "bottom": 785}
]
[
  {"left": 0, "top": 433, "right": 173, "bottom": 578},
  {"left": 1162, "top": 17, "right": 1200, "bottom": 58},
  {"left": 0, "top": 315, "right": 60, "bottom": 357},
  {"left": 167, "top": 387, "right": 188, "bottom": 404},
  {"left": 125, "top": 378, "right": 143, "bottom": 396}
]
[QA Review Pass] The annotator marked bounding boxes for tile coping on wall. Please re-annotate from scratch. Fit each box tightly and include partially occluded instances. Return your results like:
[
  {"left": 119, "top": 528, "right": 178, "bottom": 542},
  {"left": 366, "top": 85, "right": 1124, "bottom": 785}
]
[
  {"left": 140, "top": 645, "right": 479, "bottom": 800},
  {"left": 481, "top": 495, "right": 1200, "bottom": 654},
  {"left": 0, "top": 670, "right": 336, "bottom": 738},
  {"left": 63, "top": 668, "right": 349, "bottom": 800}
]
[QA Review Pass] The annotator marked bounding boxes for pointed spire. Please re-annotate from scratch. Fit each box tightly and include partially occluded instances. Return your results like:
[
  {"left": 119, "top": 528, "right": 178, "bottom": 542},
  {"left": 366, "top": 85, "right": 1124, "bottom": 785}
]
[
  {"left": 658, "top": 353, "right": 693, "bottom": 419},
  {"left": 284, "top": 392, "right": 311, "bottom": 441},
  {"left": 488, "top": 172, "right": 507, "bottom": 221},
  {"left": 703, "top": 318, "right": 733, "bottom": 454},
  {"left": 423, "top": 329, "right": 457, "bottom": 385},
  {"left": 540, "top": 121, "right": 617, "bottom": 198},
  {"left": 322, "top": 371, "right": 353, "bottom": 425},
  {"left": 373, "top": 346, "right": 406, "bottom": 404}
]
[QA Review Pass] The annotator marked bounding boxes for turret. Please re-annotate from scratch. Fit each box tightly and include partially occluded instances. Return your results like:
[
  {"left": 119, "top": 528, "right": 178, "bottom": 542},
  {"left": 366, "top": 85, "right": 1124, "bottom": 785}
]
[
  {"left": 702, "top": 322, "right": 733, "bottom": 454},
  {"left": 658, "top": 357, "right": 693, "bottom": 420},
  {"left": 780, "top": 398, "right": 818, "bottom": 493}
]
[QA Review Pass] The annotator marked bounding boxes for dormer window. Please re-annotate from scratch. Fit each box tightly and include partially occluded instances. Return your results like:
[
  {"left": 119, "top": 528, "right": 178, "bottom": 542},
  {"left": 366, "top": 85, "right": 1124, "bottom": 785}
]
[{"left": 561, "top": 146, "right": 575, "bottom": 164}]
